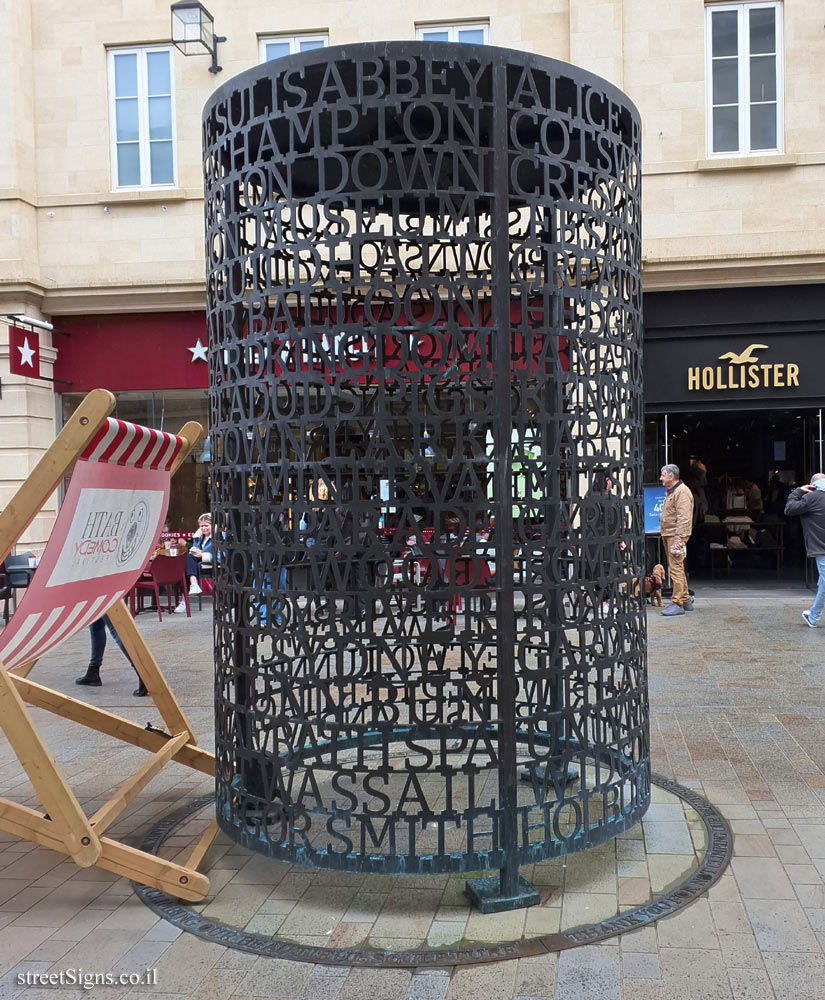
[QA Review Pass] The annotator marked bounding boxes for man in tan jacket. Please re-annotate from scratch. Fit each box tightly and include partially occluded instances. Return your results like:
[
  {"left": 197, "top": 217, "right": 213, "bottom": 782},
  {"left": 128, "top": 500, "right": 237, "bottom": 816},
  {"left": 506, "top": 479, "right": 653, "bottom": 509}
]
[{"left": 659, "top": 463, "right": 695, "bottom": 616}]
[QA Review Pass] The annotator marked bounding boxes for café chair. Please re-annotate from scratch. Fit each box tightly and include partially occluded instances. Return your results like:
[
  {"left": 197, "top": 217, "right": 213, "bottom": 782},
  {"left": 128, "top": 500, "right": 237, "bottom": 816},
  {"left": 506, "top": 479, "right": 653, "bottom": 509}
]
[
  {"left": 134, "top": 553, "right": 190, "bottom": 621},
  {"left": 0, "top": 553, "right": 36, "bottom": 623},
  {"left": 196, "top": 559, "right": 213, "bottom": 611}
]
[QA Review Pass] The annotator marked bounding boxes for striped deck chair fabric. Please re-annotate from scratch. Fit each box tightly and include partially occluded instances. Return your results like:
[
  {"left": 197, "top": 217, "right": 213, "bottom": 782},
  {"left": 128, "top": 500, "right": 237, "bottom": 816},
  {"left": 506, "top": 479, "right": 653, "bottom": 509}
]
[{"left": 0, "top": 419, "right": 183, "bottom": 672}]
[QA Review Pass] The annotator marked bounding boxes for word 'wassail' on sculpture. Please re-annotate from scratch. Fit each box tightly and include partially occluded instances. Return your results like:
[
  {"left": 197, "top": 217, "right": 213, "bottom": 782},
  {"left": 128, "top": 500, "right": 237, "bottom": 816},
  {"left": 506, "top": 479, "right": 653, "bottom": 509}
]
[{"left": 203, "top": 42, "right": 647, "bottom": 906}]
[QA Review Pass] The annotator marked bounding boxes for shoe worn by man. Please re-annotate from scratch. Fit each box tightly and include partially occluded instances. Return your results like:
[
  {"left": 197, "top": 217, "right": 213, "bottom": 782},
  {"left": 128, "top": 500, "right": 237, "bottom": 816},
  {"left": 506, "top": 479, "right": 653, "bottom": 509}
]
[
  {"left": 802, "top": 610, "right": 818, "bottom": 628},
  {"left": 683, "top": 599, "right": 695, "bottom": 611},
  {"left": 173, "top": 600, "right": 188, "bottom": 614},
  {"left": 189, "top": 582, "right": 202, "bottom": 596},
  {"left": 133, "top": 685, "right": 148, "bottom": 697},
  {"left": 75, "top": 668, "right": 102, "bottom": 686},
  {"left": 661, "top": 603, "right": 685, "bottom": 616}
]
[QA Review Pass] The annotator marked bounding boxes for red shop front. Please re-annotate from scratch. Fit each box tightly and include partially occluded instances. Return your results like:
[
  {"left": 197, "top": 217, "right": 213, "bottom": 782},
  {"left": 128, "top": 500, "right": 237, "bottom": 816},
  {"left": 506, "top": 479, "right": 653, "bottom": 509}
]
[{"left": 54, "top": 312, "right": 210, "bottom": 533}]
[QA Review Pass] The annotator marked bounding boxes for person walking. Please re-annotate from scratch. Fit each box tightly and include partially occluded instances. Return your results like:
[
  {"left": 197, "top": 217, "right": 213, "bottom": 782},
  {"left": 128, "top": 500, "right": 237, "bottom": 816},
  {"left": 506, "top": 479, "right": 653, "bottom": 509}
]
[
  {"left": 659, "top": 463, "right": 694, "bottom": 617},
  {"left": 75, "top": 614, "right": 147, "bottom": 696},
  {"left": 784, "top": 473, "right": 825, "bottom": 628}
]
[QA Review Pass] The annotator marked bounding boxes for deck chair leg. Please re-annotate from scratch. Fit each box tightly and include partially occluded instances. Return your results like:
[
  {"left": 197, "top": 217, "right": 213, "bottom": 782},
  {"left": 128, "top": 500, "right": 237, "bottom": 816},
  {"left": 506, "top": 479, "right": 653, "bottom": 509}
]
[
  {"left": 0, "top": 659, "right": 100, "bottom": 866},
  {"left": 106, "top": 599, "right": 197, "bottom": 743},
  {"left": 0, "top": 798, "right": 209, "bottom": 901}
]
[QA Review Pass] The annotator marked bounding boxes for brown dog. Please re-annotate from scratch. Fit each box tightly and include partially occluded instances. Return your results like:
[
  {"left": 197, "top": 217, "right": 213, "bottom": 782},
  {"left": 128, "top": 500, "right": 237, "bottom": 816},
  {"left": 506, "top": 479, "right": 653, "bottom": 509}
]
[{"left": 646, "top": 564, "right": 665, "bottom": 606}]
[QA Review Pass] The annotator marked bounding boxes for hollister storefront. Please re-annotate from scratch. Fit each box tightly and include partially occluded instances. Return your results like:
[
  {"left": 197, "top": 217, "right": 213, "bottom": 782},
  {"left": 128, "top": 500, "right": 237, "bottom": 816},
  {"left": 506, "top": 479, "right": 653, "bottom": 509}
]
[{"left": 643, "top": 284, "right": 825, "bottom": 582}]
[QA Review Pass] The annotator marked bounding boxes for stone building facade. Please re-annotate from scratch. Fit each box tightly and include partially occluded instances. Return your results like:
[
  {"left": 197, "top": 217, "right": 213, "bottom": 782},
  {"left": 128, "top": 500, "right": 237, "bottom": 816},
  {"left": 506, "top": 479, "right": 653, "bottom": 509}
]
[{"left": 1, "top": 0, "right": 823, "bottom": 549}]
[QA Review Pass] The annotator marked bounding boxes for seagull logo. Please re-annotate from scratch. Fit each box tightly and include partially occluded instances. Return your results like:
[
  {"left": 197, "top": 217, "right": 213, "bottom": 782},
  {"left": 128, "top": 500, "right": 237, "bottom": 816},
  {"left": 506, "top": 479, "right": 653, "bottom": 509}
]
[{"left": 717, "top": 344, "right": 769, "bottom": 365}]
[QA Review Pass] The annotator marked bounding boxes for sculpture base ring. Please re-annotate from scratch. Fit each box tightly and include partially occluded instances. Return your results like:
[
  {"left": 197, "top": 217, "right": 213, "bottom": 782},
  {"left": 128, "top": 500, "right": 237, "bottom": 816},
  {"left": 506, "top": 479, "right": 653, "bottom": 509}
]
[{"left": 132, "top": 773, "right": 731, "bottom": 968}]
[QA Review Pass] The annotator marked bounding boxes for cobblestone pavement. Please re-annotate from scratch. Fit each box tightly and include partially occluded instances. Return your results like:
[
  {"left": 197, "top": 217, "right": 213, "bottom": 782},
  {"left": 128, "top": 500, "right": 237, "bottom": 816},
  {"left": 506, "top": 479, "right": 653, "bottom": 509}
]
[{"left": 2, "top": 583, "right": 825, "bottom": 999}]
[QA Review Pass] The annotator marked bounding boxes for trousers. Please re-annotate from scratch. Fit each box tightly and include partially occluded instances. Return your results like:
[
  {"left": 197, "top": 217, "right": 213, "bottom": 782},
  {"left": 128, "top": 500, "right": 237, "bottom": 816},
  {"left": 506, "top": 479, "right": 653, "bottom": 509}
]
[
  {"left": 663, "top": 537, "right": 690, "bottom": 605},
  {"left": 89, "top": 615, "right": 133, "bottom": 667}
]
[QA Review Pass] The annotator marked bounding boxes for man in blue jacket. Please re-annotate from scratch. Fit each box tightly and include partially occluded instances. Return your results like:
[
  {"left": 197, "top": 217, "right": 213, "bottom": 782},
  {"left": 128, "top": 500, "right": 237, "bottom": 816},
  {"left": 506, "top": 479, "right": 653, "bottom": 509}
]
[{"left": 785, "top": 473, "right": 825, "bottom": 628}]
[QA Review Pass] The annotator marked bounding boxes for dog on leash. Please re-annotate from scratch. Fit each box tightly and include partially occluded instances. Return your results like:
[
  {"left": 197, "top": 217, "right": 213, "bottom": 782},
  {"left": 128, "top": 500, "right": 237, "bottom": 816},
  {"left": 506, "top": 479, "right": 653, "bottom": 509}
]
[{"left": 646, "top": 564, "right": 665, "bottom": 607}]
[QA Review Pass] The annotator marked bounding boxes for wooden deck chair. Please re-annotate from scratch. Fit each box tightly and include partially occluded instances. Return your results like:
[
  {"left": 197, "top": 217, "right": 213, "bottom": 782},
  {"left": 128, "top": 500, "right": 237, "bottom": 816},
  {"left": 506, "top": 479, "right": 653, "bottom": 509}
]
[{"left": 0, "top": 388, "right": 217, "bottom": 901}]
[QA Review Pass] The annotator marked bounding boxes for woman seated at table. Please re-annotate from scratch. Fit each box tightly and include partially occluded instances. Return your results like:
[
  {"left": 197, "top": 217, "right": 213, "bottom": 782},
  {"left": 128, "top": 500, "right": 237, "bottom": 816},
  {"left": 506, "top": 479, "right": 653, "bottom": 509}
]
[{"left": 182, "top": 513, "right": 212, "bottom": 597}]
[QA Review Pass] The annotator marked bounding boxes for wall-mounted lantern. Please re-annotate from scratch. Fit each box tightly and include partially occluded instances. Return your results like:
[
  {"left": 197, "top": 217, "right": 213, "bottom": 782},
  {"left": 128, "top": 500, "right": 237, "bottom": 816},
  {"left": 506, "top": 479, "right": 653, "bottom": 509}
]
[{"left": 170, "top": 2, "right": 225, "bottom": 74}]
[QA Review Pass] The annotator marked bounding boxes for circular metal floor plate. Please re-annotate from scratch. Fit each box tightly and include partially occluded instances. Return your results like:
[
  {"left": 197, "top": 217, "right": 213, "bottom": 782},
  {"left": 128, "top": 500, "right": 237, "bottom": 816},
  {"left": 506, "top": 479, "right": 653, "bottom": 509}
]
[{"left": 133, "top": 774, "right": 731, "bottom": 968}]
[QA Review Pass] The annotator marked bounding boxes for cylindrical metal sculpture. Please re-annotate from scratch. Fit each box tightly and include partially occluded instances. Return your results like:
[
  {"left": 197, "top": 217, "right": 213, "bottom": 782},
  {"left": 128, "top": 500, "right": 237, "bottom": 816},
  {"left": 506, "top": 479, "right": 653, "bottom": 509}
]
[{"left": 204, "top": 42, "right": 646, "bottom": 910}]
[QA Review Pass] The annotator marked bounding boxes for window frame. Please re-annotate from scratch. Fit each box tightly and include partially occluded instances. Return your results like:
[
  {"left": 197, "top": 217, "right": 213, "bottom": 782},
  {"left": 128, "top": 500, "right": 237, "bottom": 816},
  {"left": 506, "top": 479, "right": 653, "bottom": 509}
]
[
  {"left": 415, "top": 22, "right": 490, "bottom": 44},
  {"left": 258, "top": 33, "right": 329, "bottom": 63},
  {"left": 107, "top": 45, "right": 177, "bottom": 191},
  {"left": 704, "top": 1, "right": 784, "bottom": 158}
]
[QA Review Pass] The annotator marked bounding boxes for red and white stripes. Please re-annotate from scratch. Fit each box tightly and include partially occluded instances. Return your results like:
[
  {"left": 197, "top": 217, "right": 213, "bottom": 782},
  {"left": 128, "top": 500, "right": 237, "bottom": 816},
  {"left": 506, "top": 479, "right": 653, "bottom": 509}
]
[
  {"left": 80, "top": 418, "right": 183, "bottom": 471},
  {"left": 0, "top": 593, "right": 120, "bottom": 671}
]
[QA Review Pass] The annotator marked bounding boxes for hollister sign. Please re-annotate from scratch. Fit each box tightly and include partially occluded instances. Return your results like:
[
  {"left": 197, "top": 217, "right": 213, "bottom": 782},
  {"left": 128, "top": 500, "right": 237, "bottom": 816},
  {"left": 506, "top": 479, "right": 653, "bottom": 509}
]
[
  {"left": 644, "top": 331, "right": 824, "bottom": 412},
  {"left": 687, "top": 343, "right": 800, "bottom": 392}
]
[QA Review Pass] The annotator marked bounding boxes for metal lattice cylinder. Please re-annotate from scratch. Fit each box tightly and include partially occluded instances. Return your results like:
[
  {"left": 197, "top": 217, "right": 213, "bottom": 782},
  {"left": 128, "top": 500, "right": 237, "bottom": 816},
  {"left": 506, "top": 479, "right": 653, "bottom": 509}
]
[{"left": 203, "top": 42, "right": 647, "bottom": 892}]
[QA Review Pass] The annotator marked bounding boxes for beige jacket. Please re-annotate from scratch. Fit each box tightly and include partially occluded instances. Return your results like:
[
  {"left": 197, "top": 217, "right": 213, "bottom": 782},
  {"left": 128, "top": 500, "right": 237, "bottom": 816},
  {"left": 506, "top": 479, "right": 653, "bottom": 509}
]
[{"left": 660, "top": 481, "right": 694, "bottom": 541}]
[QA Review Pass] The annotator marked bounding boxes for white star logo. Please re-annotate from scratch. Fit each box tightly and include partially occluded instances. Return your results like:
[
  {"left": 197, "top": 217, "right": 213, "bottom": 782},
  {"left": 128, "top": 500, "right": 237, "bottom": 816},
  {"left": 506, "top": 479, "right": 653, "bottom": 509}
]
[
  {"left": 188, "top": 339, "right": 208, "bottom": 362},
  {"left": 17, "top": 337, "right": 35, "bottom": 368}
]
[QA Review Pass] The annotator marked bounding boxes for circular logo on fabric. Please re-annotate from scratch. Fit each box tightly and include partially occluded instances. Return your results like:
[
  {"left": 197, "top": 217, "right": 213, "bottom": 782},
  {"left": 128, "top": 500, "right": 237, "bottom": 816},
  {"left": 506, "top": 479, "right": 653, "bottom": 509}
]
[{"left": 118, "top": 499, "right": 150, "bottom": 566}]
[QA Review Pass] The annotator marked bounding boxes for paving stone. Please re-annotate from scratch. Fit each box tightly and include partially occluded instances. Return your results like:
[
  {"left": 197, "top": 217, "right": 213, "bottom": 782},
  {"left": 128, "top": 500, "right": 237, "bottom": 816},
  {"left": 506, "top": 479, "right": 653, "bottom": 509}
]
[
  {"left": 512, "top": 952, "right": 556, "bottom": 996},
  {"left": 658, "top": 947, "right": 733, "bottom": 999},
  {"left": 560, "top": 893, "right": 618, "bottom": 930},
  {"left": 783, "top": 865, "right": 822, "bottom": 885},
  {"left": 233, "top": 957, "right": 314, "bottom": 998},
  {"left": 794, "top": 884, "right": 825, "bottom": 908},
  {"left": 556, "top": 944, "right": 620, "bottom": 1000},
  {"left": 792, "top": 825, "right": 825, "bottom": 859},
  {"left": 803, "top": 908, "right": 825, "bottom": 933},
  {"left": 732, "top": 835, "right": 778, "bottom": 858},
  {"left": 0, "top": 925, "right": 52, "bottom": 977},
  {"left": 726, "top": 967, "right": 775, "bottom": 1000},
  {"left": 621, "top": 952, "right": 660, "bottom": 979},
  {"left": 337, "top": 968, "right": 412, "bottom": 1000},
  {"left": 646, "top": 855, "right": 697, "bottom": 894},
  {"left": 743, "top": 898, "right": 820, "bottom": 952},
  {"left": 619, "top": 978, "right": 664, "bottom": 1000},
  {"left": 656, "top": 899, "right": 718, "bottom": 950},
  {"left": 718, "top": 932, "right": 762, "bottom": 969},
  {"left": 618, "top": 878, "right": 651, "bottom": 906},
  {"left": 730, "top": 858, "right": 796, "bottom": 900},
  {"left": 129, "top": 934, "right": 225, "bottom": 993},
  {"left": 618, "top": 926, "right": 658, "bottom": 954},
  {"left": 763, "top": 952, "right": 825, "bottom": 1000},
  {"left": 523, "top": 906, "right": 560, "bottom": 936},
  {"left": 775, "top": 845, "right": 812, "bottom": 865},
  {"left": 371, "top": 889, "right": 444, "bottom": 941},
  {"left": 616, "top": 841, "right": 646, "bottom": 862}
]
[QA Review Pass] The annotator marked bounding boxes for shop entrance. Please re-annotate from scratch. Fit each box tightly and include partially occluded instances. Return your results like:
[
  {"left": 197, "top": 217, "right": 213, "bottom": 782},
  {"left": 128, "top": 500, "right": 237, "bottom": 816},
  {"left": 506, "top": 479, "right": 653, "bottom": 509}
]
[{"left": 644, "top": 408, "right": 824, "bottom": 582}]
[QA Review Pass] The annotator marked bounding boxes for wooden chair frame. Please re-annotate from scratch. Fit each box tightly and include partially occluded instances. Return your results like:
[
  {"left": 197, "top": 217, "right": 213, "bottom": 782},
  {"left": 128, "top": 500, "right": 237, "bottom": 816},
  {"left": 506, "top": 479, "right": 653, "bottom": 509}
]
[{"left": 0, "top": 389, "right": 217, "bottom": 901}]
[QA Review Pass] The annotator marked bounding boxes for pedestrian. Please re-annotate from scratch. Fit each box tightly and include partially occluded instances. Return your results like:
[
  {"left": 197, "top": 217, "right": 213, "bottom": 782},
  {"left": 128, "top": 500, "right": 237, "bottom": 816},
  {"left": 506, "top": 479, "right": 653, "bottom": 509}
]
[
  {"left": 784, "top": 472, "right": 825, "bottom": 628},
  {"left": 174, "top": 512, "right": 213, "bottom": 613},
  {"left": 75, "top": 614, "right": 147, "bottom": 696},
  {"left": 659, "top": 463, "right": 694, "bottom": 616}
]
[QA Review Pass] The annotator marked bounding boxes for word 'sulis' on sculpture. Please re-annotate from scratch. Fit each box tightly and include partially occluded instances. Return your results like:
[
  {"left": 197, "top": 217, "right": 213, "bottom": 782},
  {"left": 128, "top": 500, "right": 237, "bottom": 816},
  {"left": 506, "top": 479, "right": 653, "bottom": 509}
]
[{"left": 203, "top": 42, "right": 647, "bottom": 912}]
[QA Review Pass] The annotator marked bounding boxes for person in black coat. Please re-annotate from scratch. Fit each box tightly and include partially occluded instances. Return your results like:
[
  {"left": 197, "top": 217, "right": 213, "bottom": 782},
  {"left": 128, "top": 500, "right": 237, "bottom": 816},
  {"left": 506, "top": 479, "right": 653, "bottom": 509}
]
[{"left": 784, "top": 473, "right": 825, "bottom": 628}]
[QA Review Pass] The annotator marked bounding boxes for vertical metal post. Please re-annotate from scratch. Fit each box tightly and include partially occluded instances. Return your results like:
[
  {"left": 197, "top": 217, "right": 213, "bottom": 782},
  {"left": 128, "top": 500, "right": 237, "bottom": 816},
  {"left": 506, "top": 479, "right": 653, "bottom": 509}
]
[
  {"left": 466, "top": 57, "right": 538, "bottom": 913},
  {"left": 490, "top": 62, "right": 519, "bottom": 901},
  {"left": 663, "top": 413, "right": 669, "bottom": 466}
]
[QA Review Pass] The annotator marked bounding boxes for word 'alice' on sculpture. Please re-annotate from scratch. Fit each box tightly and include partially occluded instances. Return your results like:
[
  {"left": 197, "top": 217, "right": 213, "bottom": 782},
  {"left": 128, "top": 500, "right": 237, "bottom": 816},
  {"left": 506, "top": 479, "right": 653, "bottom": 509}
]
[{"left": 203, "top": 41, "right": 647, "bottom": 912}]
